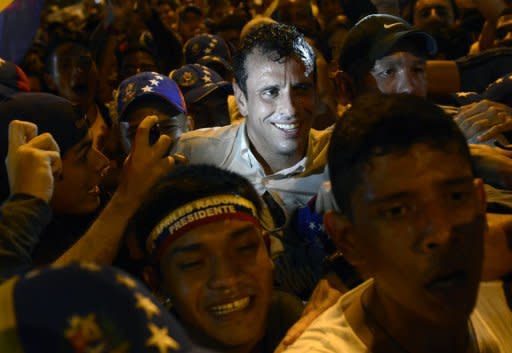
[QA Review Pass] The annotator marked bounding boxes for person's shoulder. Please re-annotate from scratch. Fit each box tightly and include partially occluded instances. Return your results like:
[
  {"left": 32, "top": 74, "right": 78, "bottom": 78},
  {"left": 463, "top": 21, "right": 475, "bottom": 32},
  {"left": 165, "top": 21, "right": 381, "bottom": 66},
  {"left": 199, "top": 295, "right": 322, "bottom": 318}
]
[
  {"left": 172, "top": 122, "right": 244, "bottom": 165},
  {"left": 305, "top": 127, "right": 333, "bottom": 172},
  {"left": 284, "top": 281, "right": 370, "bottom": 353},
  {"left": 472, "top": 281, "right": 512, "bottom": 350},
  {"left": 309, "top": 126, "right": 333, "bottom": 144},
  {"left": 177, "top": 122, "right": 242, "bottom": 145}
]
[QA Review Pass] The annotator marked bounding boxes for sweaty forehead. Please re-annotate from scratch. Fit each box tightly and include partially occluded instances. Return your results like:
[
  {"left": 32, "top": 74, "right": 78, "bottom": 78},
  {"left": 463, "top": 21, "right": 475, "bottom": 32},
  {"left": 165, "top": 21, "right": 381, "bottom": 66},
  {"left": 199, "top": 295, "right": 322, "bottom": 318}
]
[{"left": 415, "top": 0, "right": 452, "bottom": 11}]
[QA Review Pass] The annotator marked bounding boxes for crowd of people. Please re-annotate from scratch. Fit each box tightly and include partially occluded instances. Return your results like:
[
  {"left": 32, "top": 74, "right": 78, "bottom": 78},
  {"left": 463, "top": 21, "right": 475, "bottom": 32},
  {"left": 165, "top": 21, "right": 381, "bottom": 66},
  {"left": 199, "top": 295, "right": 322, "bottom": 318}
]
[{"left": 1, "top": 0, "right": 512, "bottom": 352}]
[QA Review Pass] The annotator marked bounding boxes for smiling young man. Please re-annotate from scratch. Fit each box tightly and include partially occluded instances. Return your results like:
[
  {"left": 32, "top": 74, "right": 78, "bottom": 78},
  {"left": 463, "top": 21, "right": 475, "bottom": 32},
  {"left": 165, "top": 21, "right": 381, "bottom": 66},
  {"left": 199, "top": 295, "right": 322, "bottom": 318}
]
[
  {"left": 172, "top": 23, "right": 330, "bottom": 219},
  {"left": 285, "top": 93, "right": 512, "bottom": 353},
  {"left": 133, "top": 165, "right": 303, "bottom": 353},
  {"left": 0, "top": 92, "right": 110, "bottom": 265}
]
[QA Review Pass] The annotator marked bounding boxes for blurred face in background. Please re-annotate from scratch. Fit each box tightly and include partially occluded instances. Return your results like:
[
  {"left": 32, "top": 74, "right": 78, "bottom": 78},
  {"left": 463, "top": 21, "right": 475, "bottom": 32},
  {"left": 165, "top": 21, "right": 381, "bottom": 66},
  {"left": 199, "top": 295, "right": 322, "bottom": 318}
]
[
  {"left": 49, "top": 43, "right": 98, "bottom": 109},
  {"left": 413, "top": 0, "right": 455, "bottom": 32}
]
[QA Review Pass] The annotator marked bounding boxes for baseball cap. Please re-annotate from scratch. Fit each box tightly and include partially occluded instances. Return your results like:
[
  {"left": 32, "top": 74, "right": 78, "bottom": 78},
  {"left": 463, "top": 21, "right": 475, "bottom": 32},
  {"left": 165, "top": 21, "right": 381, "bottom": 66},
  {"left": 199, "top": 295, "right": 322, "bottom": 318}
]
[
  {"left": 184, "top": 34, "right": 233, "bottom": 73},
  {"left": 169, "top": 64, "right": 233, "bottom": 103},
  {"left": 116, "top": 72, "right": 187, "bottom": 121},
  {"left": 0, "top": 57, "right": 30, "bottom": 97},
  {"left": 0, "top": 263, "right": 215, "bottom": 353},
  {"left": 0, "top": 92, "right": 89, "bottom": 200},
  {"left": 338, "top": 14, "right": 437, "bottom": 74}
]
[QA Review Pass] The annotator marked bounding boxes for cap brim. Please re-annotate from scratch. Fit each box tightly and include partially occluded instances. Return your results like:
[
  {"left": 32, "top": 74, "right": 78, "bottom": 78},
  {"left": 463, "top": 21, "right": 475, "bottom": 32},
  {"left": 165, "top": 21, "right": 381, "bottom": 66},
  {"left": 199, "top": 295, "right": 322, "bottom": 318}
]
[
  {"left": 185, "top": 81, "right": 233, "bottom": 103},
  {"left": 197, "top": 56, "right": 233, "bottom": 72},
  {"left": 372, "top": 30, "right": 438, "bottom": 62},
  {"left": 119, "top": 92, "right": 187, "bottom": 121}
]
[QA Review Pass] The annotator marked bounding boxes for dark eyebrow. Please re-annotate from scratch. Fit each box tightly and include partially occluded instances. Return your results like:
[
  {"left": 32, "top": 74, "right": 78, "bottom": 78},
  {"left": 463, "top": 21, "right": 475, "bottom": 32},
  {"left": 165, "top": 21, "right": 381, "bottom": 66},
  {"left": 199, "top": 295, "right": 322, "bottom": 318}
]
[
  {"left": 440, "top": 176, "right": 474, "bottom": 187},
  {"left": 259, "top": 84, "right": 279, "bottom": 92},
  {"left": 169, "top": 224, "right": 259, "bottom": 258},
  {"left": 371, "top": 177, "right": 474, "bottom": 203},
  {"left": 370, "top": 191, "right": 412, "bottom": 204}
]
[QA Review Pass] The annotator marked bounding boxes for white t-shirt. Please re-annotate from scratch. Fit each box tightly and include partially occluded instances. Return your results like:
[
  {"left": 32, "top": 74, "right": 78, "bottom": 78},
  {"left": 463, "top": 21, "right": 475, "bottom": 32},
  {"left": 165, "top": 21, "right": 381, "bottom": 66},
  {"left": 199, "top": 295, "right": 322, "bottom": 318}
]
[{"left": 284, "top": 280, "right": 512, "bottom": 353}]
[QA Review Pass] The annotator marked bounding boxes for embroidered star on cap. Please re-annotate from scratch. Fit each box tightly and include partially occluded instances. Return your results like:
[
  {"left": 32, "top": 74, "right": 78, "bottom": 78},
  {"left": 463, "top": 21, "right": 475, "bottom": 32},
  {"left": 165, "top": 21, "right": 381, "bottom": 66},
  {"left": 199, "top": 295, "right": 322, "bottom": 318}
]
[
  {"left": 146, "top": 323, "right": 180, "bottom": 353},
  {"left": 135, "top": 292, "right": 160, "bottom": 319}
]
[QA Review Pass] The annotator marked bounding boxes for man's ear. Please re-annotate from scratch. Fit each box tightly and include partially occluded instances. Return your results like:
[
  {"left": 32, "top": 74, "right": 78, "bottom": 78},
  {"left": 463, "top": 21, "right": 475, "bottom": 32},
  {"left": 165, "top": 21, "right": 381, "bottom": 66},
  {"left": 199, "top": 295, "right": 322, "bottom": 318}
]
[
  {"left": 186, "top": 114, "right": 195, "bottom": 131},
  {"left": 324, "top": 210, "right": 364, "bottom": 267},
  {"left": 334, "top": 70, "right": 356, "bottom": 106},
  {"left": 233, "top": 81, "right": 248, "bottom": 117},
  {"left": 142, "top": 265, "right": 160, "bottom": 293},
  {"left": 474, "top": 178, "right": 487, "bottom": 214}
]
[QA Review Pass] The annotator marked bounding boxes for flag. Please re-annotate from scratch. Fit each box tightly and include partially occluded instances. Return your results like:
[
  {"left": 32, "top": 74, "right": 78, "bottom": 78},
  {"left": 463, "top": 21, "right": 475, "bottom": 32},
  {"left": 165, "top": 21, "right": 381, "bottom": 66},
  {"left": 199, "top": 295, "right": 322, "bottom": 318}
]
[{"left": 0, "top": 0, "right": 44, "bottom": 63}]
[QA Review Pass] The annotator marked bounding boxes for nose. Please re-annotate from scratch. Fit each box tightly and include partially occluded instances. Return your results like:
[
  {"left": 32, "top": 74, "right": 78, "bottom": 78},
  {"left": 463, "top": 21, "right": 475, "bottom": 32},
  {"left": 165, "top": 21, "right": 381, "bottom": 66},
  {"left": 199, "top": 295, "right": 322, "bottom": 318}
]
[
  {"left": 90, "top": 147, "right": 110, "bottom": 176},
  {"left": 428, "top": 8, "right": 441, "bottom": 21},
  {"left": 279, "top": 90, "right": 297, "bottom": 118},
  {"left": 396, "top": 69, "right": 417, "bottom": 95},
  {"left": 419, "top": 202, "right": 461, "bottom": 253},
  {"left": 208, "top": 256, "right": 240, "bottom": 291}
]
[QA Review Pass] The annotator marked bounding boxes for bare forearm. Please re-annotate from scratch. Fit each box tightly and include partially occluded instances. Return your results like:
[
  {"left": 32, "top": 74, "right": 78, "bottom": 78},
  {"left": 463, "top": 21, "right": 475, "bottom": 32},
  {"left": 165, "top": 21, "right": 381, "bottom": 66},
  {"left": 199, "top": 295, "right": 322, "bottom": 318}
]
[{"left": 53, "top": 192, "right": 138, "bottom": 266}]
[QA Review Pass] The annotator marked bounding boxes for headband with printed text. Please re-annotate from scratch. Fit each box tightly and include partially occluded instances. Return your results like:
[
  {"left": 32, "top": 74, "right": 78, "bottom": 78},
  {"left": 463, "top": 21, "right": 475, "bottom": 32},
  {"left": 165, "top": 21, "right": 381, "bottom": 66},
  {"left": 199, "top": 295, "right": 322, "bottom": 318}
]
[{"left": 146, "top": 194, "right": 261, "bottom": 259}]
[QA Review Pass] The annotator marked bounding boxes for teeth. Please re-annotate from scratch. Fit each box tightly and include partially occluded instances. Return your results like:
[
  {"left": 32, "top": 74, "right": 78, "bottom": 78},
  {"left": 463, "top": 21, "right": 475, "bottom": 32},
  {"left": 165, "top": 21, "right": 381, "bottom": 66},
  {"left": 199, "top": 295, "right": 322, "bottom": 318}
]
[
  {"left": 210, "top": 297, "right": 250, "bottom": 315},
  {"left": 88, "top": 185, "right": 99, "bottom": 193},
  {"left": 274, "top": 123, "right": 299, "bottom": 130}
]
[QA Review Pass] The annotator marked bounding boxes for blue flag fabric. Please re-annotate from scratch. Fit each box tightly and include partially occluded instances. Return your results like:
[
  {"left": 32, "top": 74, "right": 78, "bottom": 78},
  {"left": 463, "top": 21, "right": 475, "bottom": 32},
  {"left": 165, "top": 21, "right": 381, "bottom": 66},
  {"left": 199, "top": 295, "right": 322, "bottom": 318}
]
[{"left": 0, "top": 0, "right": 44, "bottom": 63}]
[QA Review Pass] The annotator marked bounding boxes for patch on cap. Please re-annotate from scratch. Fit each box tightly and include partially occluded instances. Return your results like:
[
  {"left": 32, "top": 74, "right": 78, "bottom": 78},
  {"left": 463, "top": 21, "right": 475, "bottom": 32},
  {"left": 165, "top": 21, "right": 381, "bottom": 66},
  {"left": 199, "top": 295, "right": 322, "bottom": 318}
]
[
  {"left": 169, "top": 64, "right": 233, "bottom": 103},
  {"left": 183, "top": 34, "right": 232, "bottom": 72}
]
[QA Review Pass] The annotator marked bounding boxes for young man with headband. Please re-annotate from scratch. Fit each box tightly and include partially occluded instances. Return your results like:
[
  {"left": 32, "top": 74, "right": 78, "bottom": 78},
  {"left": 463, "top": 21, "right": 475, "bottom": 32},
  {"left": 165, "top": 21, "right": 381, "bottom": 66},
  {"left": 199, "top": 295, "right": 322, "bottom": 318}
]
[{"left": 132, "top": 165, "right": 303, "bottom": 353}]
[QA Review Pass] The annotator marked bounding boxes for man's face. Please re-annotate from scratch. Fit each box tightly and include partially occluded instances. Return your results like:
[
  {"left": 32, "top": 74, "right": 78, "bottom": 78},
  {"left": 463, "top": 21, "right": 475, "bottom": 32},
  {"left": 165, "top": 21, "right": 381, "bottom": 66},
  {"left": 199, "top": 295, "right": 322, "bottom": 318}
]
[
  {"left": 50, "top": 47, "right": 98, "bottom": 107},
  {"left": 179, "top": 12, "right": 205, "bottom": 42},
  {"left": 119, "top": 52, "right": 159, "bottom": 82},
  {"left": 413, "top": 0, "right": 455, "bottom": 30},
  {"left": 188, "top": 90, "right": 230, "bottom": 129},
  {"left": 237, "top": 50, "right": 315, "bottom": 169},
  {"left": 365, "top": 51, "right": 427, "bottom": 97},
  {"left": 160, "top": 219, "right": 273, "bottom": 351},
  {"left": 119, "top": 101, "right": 189, "bottom": 153},
  {"left": 348, "top": 143, "right": 485, "bottom": 326},
  {"left": 51, "top": 133, "right": 109, "bottom": 214}
]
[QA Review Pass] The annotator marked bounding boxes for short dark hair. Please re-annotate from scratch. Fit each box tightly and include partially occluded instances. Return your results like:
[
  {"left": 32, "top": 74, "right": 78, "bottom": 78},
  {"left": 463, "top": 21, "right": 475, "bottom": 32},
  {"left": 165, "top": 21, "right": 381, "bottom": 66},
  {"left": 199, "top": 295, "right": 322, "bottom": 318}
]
[
  {"left": 328, "top": 93, "right": 473, "bottom": 219},
  {"left": 134, "top": 165, "right": 263, "bottom": 254},
  {"left": 232, "top": 22, "right": 315, "bottom": 95}
]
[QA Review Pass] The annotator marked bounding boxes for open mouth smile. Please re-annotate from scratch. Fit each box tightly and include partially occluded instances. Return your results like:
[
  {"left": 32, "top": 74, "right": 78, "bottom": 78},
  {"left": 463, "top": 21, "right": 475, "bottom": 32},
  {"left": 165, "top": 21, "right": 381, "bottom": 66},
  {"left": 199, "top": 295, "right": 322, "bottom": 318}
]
[{"left": 209, "top": 297, "right": 251, "bottom": 316}]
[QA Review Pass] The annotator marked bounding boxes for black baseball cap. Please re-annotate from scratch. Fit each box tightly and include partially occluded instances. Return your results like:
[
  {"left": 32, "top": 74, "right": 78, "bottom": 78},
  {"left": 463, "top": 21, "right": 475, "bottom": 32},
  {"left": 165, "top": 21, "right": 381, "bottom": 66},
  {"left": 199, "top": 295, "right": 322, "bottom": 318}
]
[{"left": 338, "top": 14, "right": 437, "bottom": 74}]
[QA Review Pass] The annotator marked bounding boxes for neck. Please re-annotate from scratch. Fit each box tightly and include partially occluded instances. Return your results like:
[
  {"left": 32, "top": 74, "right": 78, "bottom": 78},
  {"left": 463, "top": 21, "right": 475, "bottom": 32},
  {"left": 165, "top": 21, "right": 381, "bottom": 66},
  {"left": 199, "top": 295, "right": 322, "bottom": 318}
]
[{"left": 362, "top": 284, "right": 471, "bottom": 353}]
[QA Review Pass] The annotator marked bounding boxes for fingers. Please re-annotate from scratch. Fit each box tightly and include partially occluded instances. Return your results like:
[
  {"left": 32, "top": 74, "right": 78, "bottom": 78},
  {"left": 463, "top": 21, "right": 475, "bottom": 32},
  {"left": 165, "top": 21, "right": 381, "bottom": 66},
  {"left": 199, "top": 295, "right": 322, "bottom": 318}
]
[
  {"left": 153, "top": 134, "right": 172, "bottom": 158},
  {"left": 478, "top": 114, "right": 512, "bottom": 141},
  {"left": 26, "top": 132, "right": 61, "bottom": 153},
  {"left": 8, "top": 120, "right": 38, "bottom": 155},
  {"left": 133, "top": 115, "right": 159, "bottom": 152},
  {"left": 170, "top": 153, "right": 188, "bottom": 165},
  {"left": 456, "top": 104, "right": 512, "bottom": 142},
  {"left": 47, "top": 150, "right": 63, "bottom": 177},
  {"left": 455, "top": 101, "right": 489, "bottom": 121}
]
